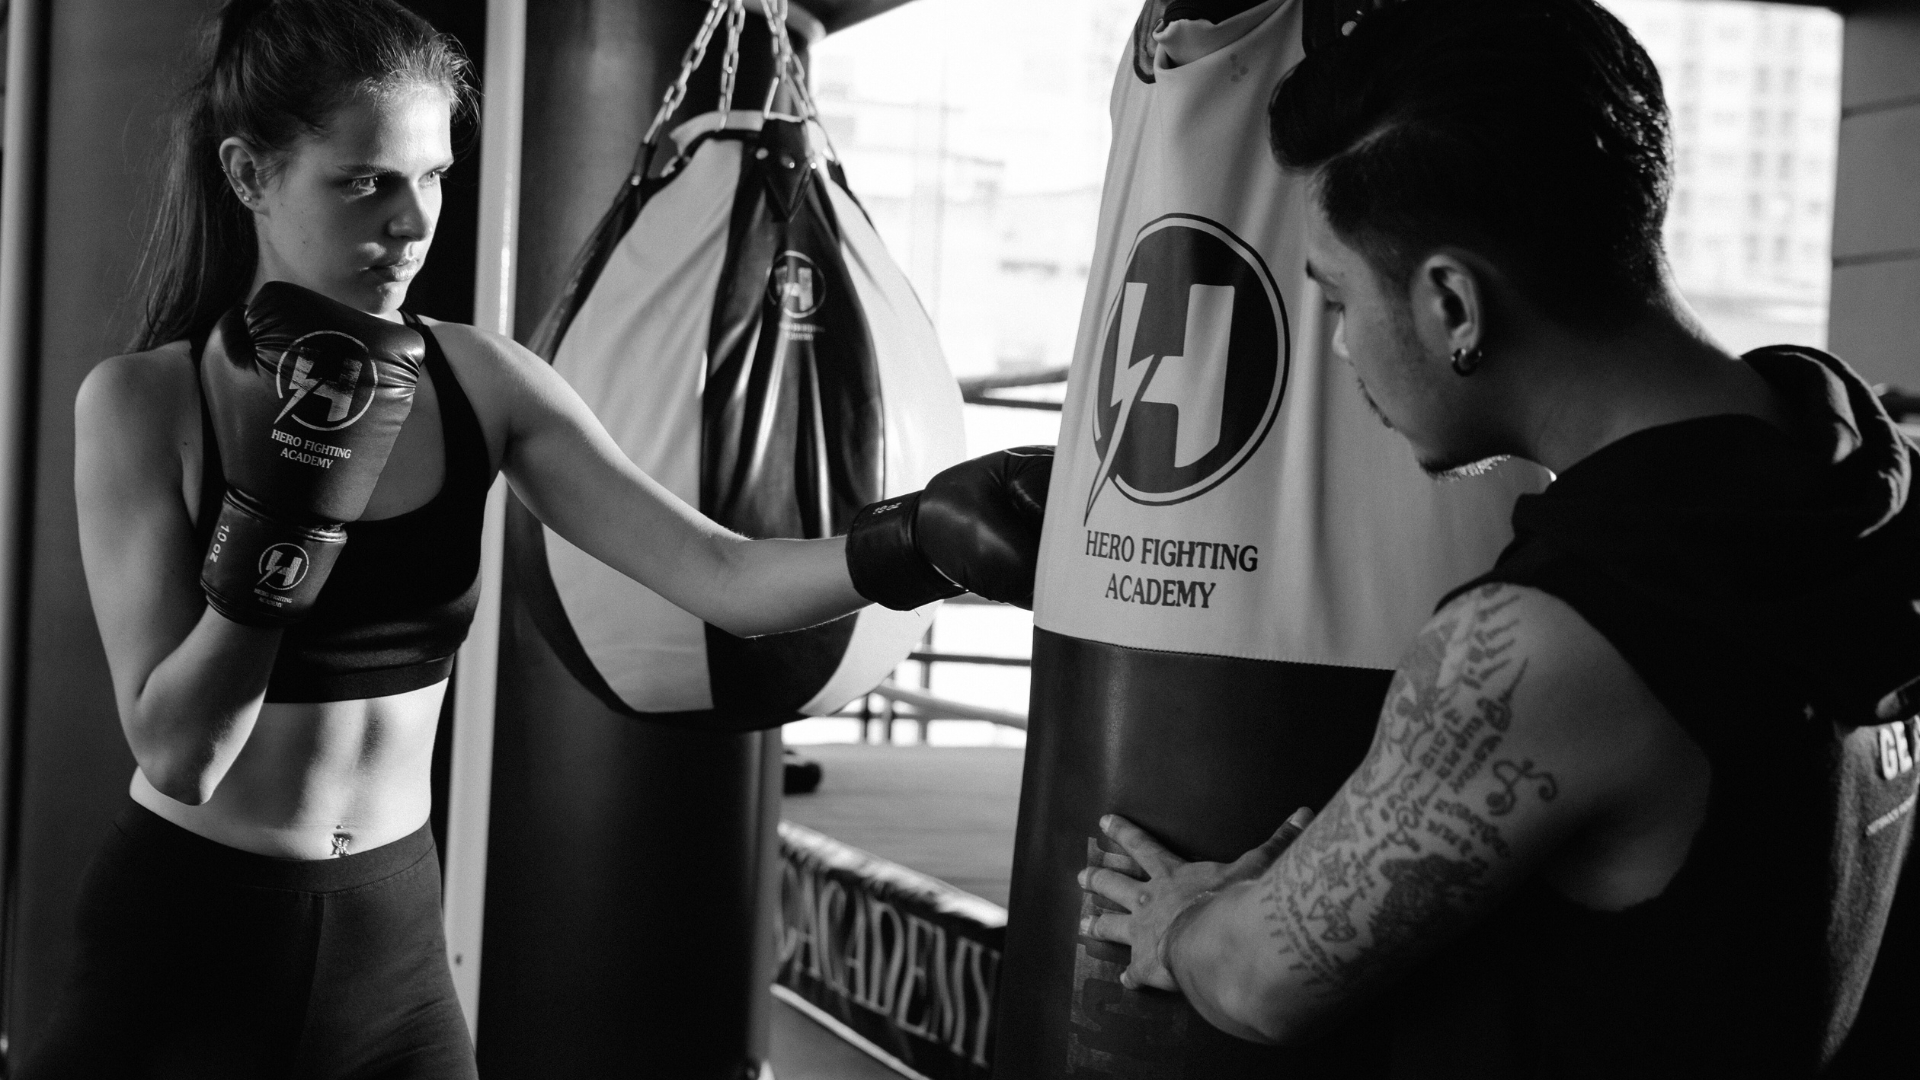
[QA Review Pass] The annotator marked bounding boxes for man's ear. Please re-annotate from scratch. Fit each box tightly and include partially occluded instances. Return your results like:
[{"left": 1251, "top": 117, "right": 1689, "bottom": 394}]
[
  {"left": 217, "top": 137, "right": 270, "bottom": 212},
  {"left": 1410, "top": 252, "right": 1487, "bottom": 362}
]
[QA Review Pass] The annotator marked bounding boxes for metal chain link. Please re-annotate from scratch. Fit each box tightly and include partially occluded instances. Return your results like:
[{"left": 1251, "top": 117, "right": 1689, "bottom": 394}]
[
  {"left": 758, "top": 0, "right": 796, "bottom": 118},
  {"left": 757, "top": 0, "right": 840, "bottom": 162},
  {"left": 642, "top": 0, "right": 836, "bottom": 176},
  {"left": 641, "top": 0, "right": 732, "bottom": 149},
  {"left": 716, "top": 0, "right": 748, "bottom": 123}
]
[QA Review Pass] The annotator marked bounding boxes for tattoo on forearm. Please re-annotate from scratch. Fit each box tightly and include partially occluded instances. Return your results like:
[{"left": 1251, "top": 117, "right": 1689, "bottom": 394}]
[{"left": 1260, "top": 585, "right": 1557, "bottom": 992}]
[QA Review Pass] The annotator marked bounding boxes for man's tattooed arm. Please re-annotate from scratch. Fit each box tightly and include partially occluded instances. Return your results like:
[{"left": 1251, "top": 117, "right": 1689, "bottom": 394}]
[
  {"left": 1162, "top": 584, "right": 1631, "bottom": 1043},
  {"left": 1082, "top": 583, "right": 1691, "bottom": 1044},
  {"left": 1258, "top": 584, "right": 1548, "bottom": 992}
]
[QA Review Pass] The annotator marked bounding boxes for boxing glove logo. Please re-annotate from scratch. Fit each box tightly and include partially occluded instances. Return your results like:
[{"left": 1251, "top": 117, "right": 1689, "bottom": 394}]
[
  {"left": 768, "top": 252, "right": 825, "bottom": 320},
  {"left": 256, "top": 542, "right": 310, "bottom": 592},
  {"left": 272, "top": 331, "right": 379, "bottom": 432},
  {"left": 1084, "top": 214, "right": 1288, "bottom": 521}
]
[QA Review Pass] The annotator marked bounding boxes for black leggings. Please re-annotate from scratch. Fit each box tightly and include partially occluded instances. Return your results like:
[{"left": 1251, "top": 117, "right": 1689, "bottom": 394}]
[{"left": 17, "top": 801, "right": 476, "bottom": 1080}]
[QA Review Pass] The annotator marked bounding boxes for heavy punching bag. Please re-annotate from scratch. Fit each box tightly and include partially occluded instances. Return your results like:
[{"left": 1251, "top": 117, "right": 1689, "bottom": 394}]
[
  {"left": 993, "top": 1, "right": 1545, "bottom": 1075},
  {"left": 478, "top": 3, "right": 962, "bottom": 1076}
]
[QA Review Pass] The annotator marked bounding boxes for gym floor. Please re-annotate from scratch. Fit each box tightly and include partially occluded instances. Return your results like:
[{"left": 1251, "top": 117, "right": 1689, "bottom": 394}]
[
  {"left": 769, "top": 743, "right": 1025, "bottom": 1076},
  {"left": 780, "top": 743, "right": 1025, "bottom": 907}
]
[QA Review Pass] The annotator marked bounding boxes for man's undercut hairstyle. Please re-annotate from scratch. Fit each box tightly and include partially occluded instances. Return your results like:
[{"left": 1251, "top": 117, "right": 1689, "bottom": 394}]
[{"left": 1269, "top": 0, "right": 1671, "bottom": 326}]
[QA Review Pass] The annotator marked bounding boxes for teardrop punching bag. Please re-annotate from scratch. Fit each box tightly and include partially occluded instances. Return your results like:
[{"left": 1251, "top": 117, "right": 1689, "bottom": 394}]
[
  {"left": 478, "top": 4, "right": 962, "bottom": 1076},
  {"left": 511, "top": 114, "right": 961, "bottom": 727},
  {"left": 993, "top": 1, "right": 1545, "bottom": 1076}
]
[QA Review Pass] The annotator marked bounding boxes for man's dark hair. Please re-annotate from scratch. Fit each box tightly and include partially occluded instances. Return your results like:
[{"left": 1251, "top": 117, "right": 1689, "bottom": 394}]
[{"left": 1269, "top": 0, "right": 1671, "bottom": 326}]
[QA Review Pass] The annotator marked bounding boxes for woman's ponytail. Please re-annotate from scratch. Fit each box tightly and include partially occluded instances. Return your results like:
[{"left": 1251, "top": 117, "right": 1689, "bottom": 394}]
[
  {"left": 130, "top": 0, "right": 473, "bottom": 352},
  {"left": 213, "top": 0, "right": 273, "bottom": 57}
]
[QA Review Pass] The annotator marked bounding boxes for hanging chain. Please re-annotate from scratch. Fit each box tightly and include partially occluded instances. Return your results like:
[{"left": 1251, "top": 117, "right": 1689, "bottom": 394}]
[
  {"left": 784, "top": 48, "right": 820, "bottom": 124},
  {"left": 758, "top": 0, "right": 797, "bottom": 118},
  {"left": 641, "top": 0, "right": 835, "bottom": 176},
  {"left": 795, "top": 52, "right": 842, "bottom": 161},
  {"left": 716, "top": 0, "right": 748, "bottom": 122},
  {"left": 641, "top": 0, "right": 732, "bottom": 150},
  {"left": 755, "top": 0, "right": 840, "bottom": 161}
]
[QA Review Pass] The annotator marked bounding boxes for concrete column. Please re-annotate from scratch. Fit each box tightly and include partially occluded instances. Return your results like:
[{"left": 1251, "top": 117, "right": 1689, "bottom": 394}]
[{"left": 1828, "top": 0, "right": 1920, "bottom": 387}]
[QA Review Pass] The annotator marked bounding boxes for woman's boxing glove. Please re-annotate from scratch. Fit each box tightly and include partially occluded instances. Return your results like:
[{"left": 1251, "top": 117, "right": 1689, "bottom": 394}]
[
  {"left": 199, "top": 282, "right": 425, "bottom": 626},
  {"left": 845, "top": 445, "right": 1053, "bottom": 610}
]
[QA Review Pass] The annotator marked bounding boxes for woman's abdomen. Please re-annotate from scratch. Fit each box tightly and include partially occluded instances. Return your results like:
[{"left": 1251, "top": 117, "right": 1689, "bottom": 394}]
[{"left": 130, "top": 679, "right": 446, "bottom": 859}]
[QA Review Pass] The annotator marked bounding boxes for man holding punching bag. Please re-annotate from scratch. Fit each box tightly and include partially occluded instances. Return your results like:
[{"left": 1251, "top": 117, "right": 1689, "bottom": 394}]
[
  {"left": 1080, "top": 0, "right": 1920, "bottom": 1075},
  {"left": 988, "top": 0, "right": 1542, "bottom": 1074}
]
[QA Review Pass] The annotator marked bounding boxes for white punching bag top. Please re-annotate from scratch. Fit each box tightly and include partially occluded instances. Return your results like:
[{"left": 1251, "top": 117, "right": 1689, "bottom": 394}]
[{"left": 1034, "top": 0, "right": 1545, "bottom": 671}]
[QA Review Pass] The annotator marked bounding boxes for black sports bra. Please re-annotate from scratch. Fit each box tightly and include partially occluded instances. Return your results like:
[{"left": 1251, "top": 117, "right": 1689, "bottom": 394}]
[{"left": 195, "top": 316, "right": 491, "bottom": 703}]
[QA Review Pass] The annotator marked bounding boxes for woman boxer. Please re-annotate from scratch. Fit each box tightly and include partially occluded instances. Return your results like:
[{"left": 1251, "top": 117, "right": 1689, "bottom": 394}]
[{"left": 34, "top": 1, "right": 1045, "bottom": 1076}]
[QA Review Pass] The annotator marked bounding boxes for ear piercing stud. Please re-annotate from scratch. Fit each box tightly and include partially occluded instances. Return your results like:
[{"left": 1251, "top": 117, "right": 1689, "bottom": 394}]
[{"left": 1450, "top": 346, "right": 1486, "bottom": 376}]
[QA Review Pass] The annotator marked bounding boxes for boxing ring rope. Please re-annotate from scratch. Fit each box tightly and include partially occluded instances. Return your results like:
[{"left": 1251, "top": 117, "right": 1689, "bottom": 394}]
[
  {"left": 837, "top": 646, "right": 1033, "bottom": 744},
  {"left": 958, "top": 367, "right": 1066, "bottom": 412},
  {"left": 819, "top": 373, "right": 1067, "bottom": 740},
  {"left": 861, "top": 683, "right": 1027, "bottom": 730},
  {"left": 820, "top": 371, "right": 1066, "bottom": 738},
  {"left": 908, "top": 650, "right": 1031, "bottom": 668}
]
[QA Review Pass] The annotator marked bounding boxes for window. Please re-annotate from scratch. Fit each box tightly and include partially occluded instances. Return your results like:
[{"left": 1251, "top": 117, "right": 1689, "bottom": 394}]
[
  {"left": 1608, "top": 0, "right": 1841, "bottom": 351},
  {"left": 795, "top": 0, "right": 1140, "bottom": 744},
  {"left": 787, "top": 0, "right": 1845, "bottom": 743}
]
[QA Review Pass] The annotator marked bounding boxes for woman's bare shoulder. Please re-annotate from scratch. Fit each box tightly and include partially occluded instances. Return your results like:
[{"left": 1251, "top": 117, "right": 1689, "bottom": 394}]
[
  {"left": 415, "top": 317, "right": 558, "bottom": 413},
  {"left": 417, "top": 317, "right": 543, "bottom": 376},
  {"left": 77, "top": 341, "right": 198, "bottom": 448},
  {"left": 414, "top": 318, "right": 557, "bottom": 462},
  {"left": 81, "top": 341, "right": 195, "bottom": 408}
]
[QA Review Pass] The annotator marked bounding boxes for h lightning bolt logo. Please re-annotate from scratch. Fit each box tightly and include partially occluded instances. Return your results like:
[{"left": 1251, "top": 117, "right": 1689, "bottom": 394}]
[
  {"left": 1084, "top": 282, "right": 1236, "bottom": 522},
  {"left": 1082, "top": 214, "right": 1288, "bottom": 522},
  {"left": 277, "top": 354, "right": 364, "bottom": 424},
  {"left": 257, "top": 543, "right": 310, "bottom": 591},
  {"left": 271, "top": 331, "right": 378, "bottom": 431}
]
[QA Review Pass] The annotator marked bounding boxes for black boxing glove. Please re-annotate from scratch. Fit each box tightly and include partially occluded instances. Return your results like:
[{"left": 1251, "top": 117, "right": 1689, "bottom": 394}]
[
  {"left": 845, "top": 445, "right": 1053, "bottom": 611},
  {"left": 199, "top": 282, "right": 425, "bottom": 626}
]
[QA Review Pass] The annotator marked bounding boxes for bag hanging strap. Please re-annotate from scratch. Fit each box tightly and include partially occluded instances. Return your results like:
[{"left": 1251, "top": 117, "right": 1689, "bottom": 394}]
[
  {"left": 756, "top": 0, "right": 842, "bottom": 163},
  {"left": 637, "top": 0, "right": 843, "bottom": 181}
]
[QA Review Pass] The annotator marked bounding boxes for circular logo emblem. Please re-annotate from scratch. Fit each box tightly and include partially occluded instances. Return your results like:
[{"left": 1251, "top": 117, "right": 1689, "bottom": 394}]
[
  {"left": 1085, "top": 214, "right": 1288, "bottom": 518},
  {"left": 256, "top": 543, "right": 310, "bottom": 592},
  {"left": 272, "top": 330, "right": 379, "bottom": 432},
  {"left": 768, "top": 251, "right": 825, "bottom": 319}
]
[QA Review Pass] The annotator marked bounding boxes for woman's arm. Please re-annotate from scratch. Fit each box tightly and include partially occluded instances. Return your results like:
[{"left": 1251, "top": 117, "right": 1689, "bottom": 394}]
[
  {"left": 434, "top": 323, "right": 867, "bottom": 638},
  {"left": 75, "top": 351, "right": 282, "bottom": 805}
]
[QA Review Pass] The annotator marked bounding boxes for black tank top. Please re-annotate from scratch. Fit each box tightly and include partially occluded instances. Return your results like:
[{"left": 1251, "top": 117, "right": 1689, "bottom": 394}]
[
  {"left": 1414, "top": 384, "right": 1920, "bottom": 1075},
  {"left": 195, "top": 316, "right": 491, "bottom": 703}
]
